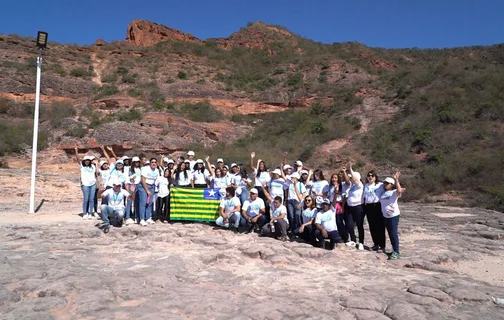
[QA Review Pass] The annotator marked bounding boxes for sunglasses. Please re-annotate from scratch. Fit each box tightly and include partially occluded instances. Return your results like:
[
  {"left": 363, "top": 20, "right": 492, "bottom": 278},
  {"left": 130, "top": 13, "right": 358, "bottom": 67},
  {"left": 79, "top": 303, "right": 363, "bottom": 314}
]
[
  {"left": 367, "top": 174, "right": 374, "bottom": 177},
  {"left": 305, "top": 199, "right": 312, "bottom": 202}
]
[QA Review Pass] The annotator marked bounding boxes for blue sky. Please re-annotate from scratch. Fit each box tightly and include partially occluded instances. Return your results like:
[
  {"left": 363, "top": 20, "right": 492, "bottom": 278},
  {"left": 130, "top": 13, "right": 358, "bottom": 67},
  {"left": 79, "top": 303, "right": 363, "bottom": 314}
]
[{"left": 1, "top": 0, "right": 503, "bottom": 48}]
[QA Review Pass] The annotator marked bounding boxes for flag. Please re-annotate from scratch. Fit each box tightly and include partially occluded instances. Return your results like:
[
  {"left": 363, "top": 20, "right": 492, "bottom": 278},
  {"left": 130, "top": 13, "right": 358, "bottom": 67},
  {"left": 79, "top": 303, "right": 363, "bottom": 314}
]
[{"left": 170, "top": 187, "right": 220, "bottom": 222}]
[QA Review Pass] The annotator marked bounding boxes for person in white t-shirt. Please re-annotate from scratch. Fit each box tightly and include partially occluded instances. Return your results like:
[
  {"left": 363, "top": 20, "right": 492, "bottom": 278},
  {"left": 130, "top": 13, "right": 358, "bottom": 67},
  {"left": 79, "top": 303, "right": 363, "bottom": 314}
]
[
  {"left": 174, "top": 162, "right": 193, "bottom": 187},
  {"left": 250, "top": 152, "right": 271, "bottom": 199},
  {"left": 380, "top": 172, "right": 404, "bottom": 260},
  {"left": 187, "top": 151, "right": 196, "bottom": 172},
  {"left": 155, "top": 168, "right": 172, "bottom": 223},
  {"left": 262, "top": 186, "right": 289, "bottom": 241},
  {"left": 138, "top": 158, "right": 160, "bottom": 226},
  {"left": 206, "top": 157, "right": 229, "bottom": 189},
  {"left": 295, "top": 195, "right": 316, "bottom": 243},
  {"left": 74, "top": 147, "right": 98, "bottom": 220},
  {"left": 329, "top": 173, "right": 347, "bottom": 243},
  {"left": 215, "top": 187, "right": 241, "bottom": 229},
  {"left": 363, "top": 170, "right": 386, "bottom": 252},
  {"left": 342, "top": 162, "right": 365, "bottom": 250},
  {"left": 307, "top": 169, "right": 329, "bottom": 198},
  {"left": 233, "top": 166, "right": 252, "bottom": 206},
  {"left": 267, "top": 168, "right": 285, "bottom": 203},
  {"left": 125, "top": 156, "right": 142, "bottom": 225},
  {"left": 192, "top": 159, "right": 210, "bottom": 188},
  {"left": 314, "top": 198, "right": 341, "bottom": 250},
  {"left": 240, "top": 188, "right": 266, "bottom": 233},
  {"left": 98, "top": 179, "right": 133, "bottom": 234},
  {"left": 286, "top": 172, "right": 306, "bottom": 232}
]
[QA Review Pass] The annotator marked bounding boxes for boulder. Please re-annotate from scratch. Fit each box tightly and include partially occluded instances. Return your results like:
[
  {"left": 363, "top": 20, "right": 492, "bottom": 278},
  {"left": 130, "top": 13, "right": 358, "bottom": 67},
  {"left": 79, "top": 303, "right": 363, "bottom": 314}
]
[{"left": 126, "top": 19, "right": 200, "bottom": 46}]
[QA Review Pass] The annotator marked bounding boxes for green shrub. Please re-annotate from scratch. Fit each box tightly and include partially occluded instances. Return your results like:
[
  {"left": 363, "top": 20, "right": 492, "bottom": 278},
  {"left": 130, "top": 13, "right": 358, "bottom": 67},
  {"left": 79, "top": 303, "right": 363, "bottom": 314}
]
[
  {"left": 179, "top": 101, "right": 223, "bottom": 122},
  {"left": 101, "top": 73, "right": 118, "bottom": 83},
  {"left": 121, "top": 73, "right": 138, "bottom": 84},
  {"left": 70, "top": 67, "right": 88, "bottom": 77},
  {"left": 286, "top": 72, "right": 303, "bottom": 87},
  {"left": 64, "top": 124, "right": 88, "bottom": 138},
  {"left": 94, "top": 84, "right": 119, "bottom": 99},
  {"left": 45, "top": 101, "right": 76, "bottom": 128},
  {"left": 165, "top": 78, "right": 175, "bottom": 84},
  {"left": 118, "top": 108, "right": 142, "bottom": 122},
  {"left": 177, "top": 71, "right": 188, "bottom": 80},
  {"left": 0, "top": 121, "right": 48, "bottom": 155},
  {"left": 52, "top": 64, "right": 66, "bottom": 76}
]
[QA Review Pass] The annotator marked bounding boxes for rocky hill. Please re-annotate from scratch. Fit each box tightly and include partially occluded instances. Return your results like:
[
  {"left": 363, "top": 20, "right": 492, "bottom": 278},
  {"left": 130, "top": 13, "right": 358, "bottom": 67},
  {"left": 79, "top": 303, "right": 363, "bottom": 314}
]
[{"left": 1, "top": 20, "right": 504, "bottom": 209}]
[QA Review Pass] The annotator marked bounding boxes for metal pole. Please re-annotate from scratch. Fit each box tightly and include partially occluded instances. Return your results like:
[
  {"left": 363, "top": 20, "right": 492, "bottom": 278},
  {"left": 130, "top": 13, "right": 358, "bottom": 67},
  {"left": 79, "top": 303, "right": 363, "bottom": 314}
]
[{"left": 28, "top": 55, "right": 42, "bottom": 214}]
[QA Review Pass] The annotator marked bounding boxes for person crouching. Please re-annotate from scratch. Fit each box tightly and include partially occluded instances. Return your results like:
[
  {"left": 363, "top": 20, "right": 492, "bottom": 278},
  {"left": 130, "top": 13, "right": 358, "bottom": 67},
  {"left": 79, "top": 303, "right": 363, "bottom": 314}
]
[
  {"left": 314, "top": 197, "right": 341, "bottom": 250},
  {"left": 98, "top": 179, "right": 134, "bottom": 234},
  {"left": 240, "top": 188, "right": 266, "bottom": 233}
]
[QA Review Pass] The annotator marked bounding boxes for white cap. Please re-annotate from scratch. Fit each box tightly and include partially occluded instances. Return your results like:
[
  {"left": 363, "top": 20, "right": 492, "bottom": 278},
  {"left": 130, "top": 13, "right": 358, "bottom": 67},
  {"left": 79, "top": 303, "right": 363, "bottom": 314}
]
[
  {"left": 250, "top": 188, "right": 258, "bottom": 194},
  {"left": 384, "top": 177, "right": 395, "bottom": 185},
  {"left": 121, "top": 155, "right": 130, "bottom": 160},
  {"left": 187, "top": 151, "right": 195, "bottom": 156},
  {"left": 216, "top": 158, "right": 224, "bottom": 163},
  {"left": 99, "top": 160, "right": 107, "bottom": 166},
  {"left": 211, "top": 165, "right": 215, "bottom": 169},
  {"left": 196, "top": 159, "right": 204, "bottom": 164},
  {"left": 131, "top": 156, "right": 140, "bottom": 162},
  {"left": 116, "top": 160, "right": 124, "bottom": 165},
  {"left": 290, "top": 172, "right": 300, "bottom": 180},
  {"left": 224, "top": 165, "right": 229, "bottom": 170},
  {"left": 167, "top": 159, "right": 175, "bottom": 164},
  {"left": 272, "top": 168, "right": 282, "bottom": 175},
  {"left": 295, "top": 160, "right": 303, "bottom": 166},
  {"left": 300, "top": 169, "right": 309, "bottom": 175},
  {"left": 83, "top": 156, "right": 93, "bottom": 161},
  {"left": 353, "top": 172, "right": 362, "bottom": 181},
  {"left": 163, "top": 157, "right": 169, "bottom": 163},
  {"left": 231, "top": 163, "right": 238, "bottom": 168},
  {"left": 112, "top": 178, "right": 122, "bottom": 186},
  {"left": 184, "top": 159, "right": 190, "bottom": 164},
  {"left": 283, "top": 164, "right": 292, "bottom": 170},
  {"left": 89, "top": 155, "right": 96, "bottom": 160},
  {"left": 315, "top": 196, "right": 324, "bottom": 208}
]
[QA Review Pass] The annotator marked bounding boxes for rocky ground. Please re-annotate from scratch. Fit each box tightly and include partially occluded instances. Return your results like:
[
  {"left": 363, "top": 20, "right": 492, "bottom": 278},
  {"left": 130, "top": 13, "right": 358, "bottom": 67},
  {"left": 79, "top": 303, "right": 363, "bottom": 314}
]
[{"left": 0, "top": 169, "right": 503, "bottom": 319}]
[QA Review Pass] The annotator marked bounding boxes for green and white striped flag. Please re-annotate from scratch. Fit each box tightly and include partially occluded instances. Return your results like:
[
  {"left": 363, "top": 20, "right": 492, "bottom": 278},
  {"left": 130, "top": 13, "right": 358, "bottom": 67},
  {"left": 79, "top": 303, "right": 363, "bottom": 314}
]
[{"left": 170, "top": 187, "right": 220, "bottom": 222}]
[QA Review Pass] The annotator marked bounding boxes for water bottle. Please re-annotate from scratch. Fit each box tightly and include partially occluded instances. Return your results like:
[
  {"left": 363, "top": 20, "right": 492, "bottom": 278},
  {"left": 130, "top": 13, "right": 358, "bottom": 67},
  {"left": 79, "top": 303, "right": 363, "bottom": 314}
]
[{"left": 270, "top": 223, "right": 275, "bottom": 233}]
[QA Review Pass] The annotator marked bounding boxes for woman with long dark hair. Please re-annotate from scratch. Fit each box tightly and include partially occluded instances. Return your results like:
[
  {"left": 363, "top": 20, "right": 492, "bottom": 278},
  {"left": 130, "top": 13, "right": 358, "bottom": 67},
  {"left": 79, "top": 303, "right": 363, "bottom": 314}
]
[
  {"left": 192, "top": 159, "right": 210, "bottom": 188},
  {"left": 125, "top": 156, "right": 142, "bottom": 225},
  {"left": 174, "top": 162, "right": 193, "bottom": 188},
  {"left": 363, "top": 170, "right": 386, "bottom": 252},
  {"left": 296, "top": 195, "right": 316, "bottom": 243},
  {"left": 232, "top": 165, "right": 252, "bottom": 206},
  {"left": 74, "top": 147, "right": 97, "bottom": 219},
  {"left": 155, "top": 168, "right": 172, "bottom": 223},
  {"left": 328, "top": 173, "right": 347, "bottom": 243},
  {"left": 307, "top": 169, "right": 329, "bottom": 198},
  {"left": 206, "top": 157, "right": 229, "bottom": 189}
]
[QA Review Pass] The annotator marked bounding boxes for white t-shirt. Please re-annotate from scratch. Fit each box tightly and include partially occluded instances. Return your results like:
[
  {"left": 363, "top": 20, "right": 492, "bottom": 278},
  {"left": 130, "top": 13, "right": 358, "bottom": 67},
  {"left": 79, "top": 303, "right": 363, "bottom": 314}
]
[
  {"left": 315, "top": 208, "right": 337, "bottom": 232},
  {"left": 99, "top": 168, "right": 111, "bottom": 186},
  {"left": 155, "top": 176, "right": 170, "bottom": 198},
  {"left": 268, "top": 178, "right": 285, "bottom": 200},
  {"left": 129, "top": 167, "right": 142, "bottom": 185},
  {"left": 328, "top": 185, "right": 342, "bottom": 203},
  {"left": 175, "top": 171, "right": 193, "bottom": 186},
  {"left": 288, "top": 182, "right": 306, "bottom": 201},
  {"left": 271, "top": 204, "right": 288, "bottom": 223},
  {"left": 141, "top": 166, "right": 160, "bottom": 185},
  {"left": 189, "top": 160, "right": 197, "bottom": 172},
  {"left": 301, "top": 207, "right": 316, "bottom": 224},
  {"left": 253, "top": 169, "right": 271, "bottom": 187},
  {"left": 108, "top": 169, "right": 127, "bottom": 187},
  {"left": 80, "top": 165, "right": 96, "bottom": 187},
  {"left": 193, "top": 169, "right": 210, "bottom": 185},
  {"left": 364, "top": 183, "right": 384, "bottom": 204},
  {"left": 233, "top": 174, "right": 251, "bottom": 189},
  {"left": 380, "top": 190, "right": 401, "bottom": 218},
  {"left": 283, "top": 175, "right": 291, "bottom": 190},
  {"left": 311, "top": 180, "right": 329, "bottom": 197},
  {"left": 102, "top": 189, "right": 130, "bottom": 209},
  {"left": 220, "top": 196, "right": 241, "bottom": 214},
  {"left": 347, "top": 182, "right": 364, "bottom": 207},
  {"left": 242, "top": 198, "right": 265, "bottom": 218},
  {"left": 210, "top": 175, "right": 229, "bottom": 189}
]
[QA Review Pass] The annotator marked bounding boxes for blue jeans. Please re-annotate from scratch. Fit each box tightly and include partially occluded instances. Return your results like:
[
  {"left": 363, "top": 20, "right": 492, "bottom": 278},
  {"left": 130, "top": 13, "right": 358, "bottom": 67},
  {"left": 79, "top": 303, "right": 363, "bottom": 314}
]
[
  {"left": 314, "top": 229, "right": 341, "bottom": 250},
  {"left": 238, "top": 188, "right": 248, "bottom": 206},
  {"left": 137, "top": 184, "right": 155, "bottom": 221},
  {"left": 81, "top": 184, "right": 96, "bottom": 215},
  {"left": 385, "top": 215, "right": 400, "bottom": 254},
  {"left": 336, "top": 213, "right": 348, "bottom": 242},
  {"left": 240, "top": 215, "right": 266, "bottom": 230},
  {"left": 100, "top": 205, "right": 125, "bottom": 227},
  {"left": 287, "top": 199, "right": 301, "bottom": 230},
  {"left": 295, "top": 224, "right": 315, "bottom": 243}
]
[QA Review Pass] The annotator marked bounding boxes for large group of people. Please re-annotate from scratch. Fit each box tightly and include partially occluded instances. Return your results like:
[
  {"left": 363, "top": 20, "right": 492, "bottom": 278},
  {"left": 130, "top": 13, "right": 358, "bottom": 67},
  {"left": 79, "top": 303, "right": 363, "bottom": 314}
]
[{"left": 76, "top": 147, "right": 404, "bottom": 260}]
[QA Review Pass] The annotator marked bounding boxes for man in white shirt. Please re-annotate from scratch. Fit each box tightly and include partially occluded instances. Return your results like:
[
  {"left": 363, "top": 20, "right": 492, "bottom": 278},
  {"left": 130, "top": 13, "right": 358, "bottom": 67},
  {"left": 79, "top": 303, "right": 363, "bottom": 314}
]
[
  {"left": 98, "top": 179, "right": 133, "bottom": 233},
  {"left": 314, "top": 198, "right": 341, "bottom": 250},
  {"left": 240, "top": 188, "right": 266, "bottom": 233}
]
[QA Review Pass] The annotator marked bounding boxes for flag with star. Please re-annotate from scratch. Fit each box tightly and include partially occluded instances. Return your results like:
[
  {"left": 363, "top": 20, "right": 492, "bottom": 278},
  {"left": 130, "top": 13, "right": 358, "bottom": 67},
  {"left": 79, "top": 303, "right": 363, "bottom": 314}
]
[{"left": 170, "top": 187, "right": 221, "bottom": 221}]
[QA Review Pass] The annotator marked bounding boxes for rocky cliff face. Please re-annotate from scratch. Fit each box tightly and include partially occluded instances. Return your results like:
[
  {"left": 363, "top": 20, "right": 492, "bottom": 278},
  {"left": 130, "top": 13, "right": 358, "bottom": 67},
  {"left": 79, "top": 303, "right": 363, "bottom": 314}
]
[{"left": 126, "top": 19, "right": 200, "bottom": 46}]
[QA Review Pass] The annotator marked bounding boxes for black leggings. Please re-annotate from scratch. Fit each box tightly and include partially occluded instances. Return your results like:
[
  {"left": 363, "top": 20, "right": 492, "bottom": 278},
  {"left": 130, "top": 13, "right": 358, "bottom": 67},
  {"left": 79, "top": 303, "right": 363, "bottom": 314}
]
[
  {"left": 345, "top": 205, "right": 365, "bottom": 244},
  {"left": 156, "top": 195, "right": 170, "bottom": 222}
]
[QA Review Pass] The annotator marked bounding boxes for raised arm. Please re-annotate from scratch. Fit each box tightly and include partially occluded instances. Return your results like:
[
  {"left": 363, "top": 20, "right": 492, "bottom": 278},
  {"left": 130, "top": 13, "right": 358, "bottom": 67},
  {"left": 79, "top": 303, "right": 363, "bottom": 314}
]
[
  {"left": 250, "top": 152, "right": 256, "bottom": 170},
  {"left": 283, "top": 152, "right": 288, "bottom": 167},
  {"left": 74, "top": 146, "right": 81, "bottom": 164},
  {"left": 159, "top": 154, "right": 165, "bottom": 168},
  {"left": 341, "top": 166, "right": 351, "bottom": 186},
  {"left": 106, "top": 146, "right": 118, "bottom": 160},
  {"left": 100, "top": 145, "right": 111, "bottom": 164},
  {"left": 205, "top": 156, "right": 215, "bottom": 176},
  {"left": 393, "top": 171, "right": 404, "bottom": 196},
  {"left": 279, "top": 162, "right": 287, "bottom": 180},
  {"left": 261, "top": 181, "right": 273, "bottom": 202},
  {"left": 348, "top": 162, "right": 361, "bottom": 186}
]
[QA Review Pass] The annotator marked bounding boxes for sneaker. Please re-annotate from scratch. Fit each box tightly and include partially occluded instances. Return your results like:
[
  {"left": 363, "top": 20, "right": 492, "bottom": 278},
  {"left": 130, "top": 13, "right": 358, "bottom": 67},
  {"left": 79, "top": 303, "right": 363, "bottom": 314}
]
[
  {"left": 224, "top": 223, "right": 230, "bottom": 228},
  {"left": 125, "top": 218, "right": 134, "bottom": 225},
  {"left": 371, "top": 245, "right": 379, "bottom": 251},
  {"left": 103, "top": 225, "right": 110, "bottom": 234},
  {"left": 388, "top": 252, "right": 400, "bottom": 260},
  {"left": 345, "top": 241, "right": 356, "bottom": 247},
  {"left": 82, "top": 214, "right": 89, "bottom": 220},
  {"left": 146, "top": 218, "right": 155, "bottom": 225},
  {"left": 357, "top": 243, "right": 364, "bottom": 251},
  {"left": 139, "top": 220, "right": 147, "bottom": 226}
]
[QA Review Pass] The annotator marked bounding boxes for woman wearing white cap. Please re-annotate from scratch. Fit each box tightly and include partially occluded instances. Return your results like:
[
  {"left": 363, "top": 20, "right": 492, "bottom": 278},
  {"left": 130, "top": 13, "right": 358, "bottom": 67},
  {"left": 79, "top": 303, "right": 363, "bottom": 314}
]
[
  {"left": 137, "top": 158, "right": 160, "bottom": 226},
  {"left": 206, "top": 157, "right": 229, "bottom": 189},
  {"left": 125, "top": 156, "right": 142, "bottom": 224},
  {"left": 187, "top": 151, "right": 196, "bottom": 172},
  {"left": 174, "top": 161, "right": 193, "bottom": 187},
  {"left": 192, "top": 159, "right": 210, "bottom": 188},
  {"left": 74, "top": 147, "right": 98, "bottom": 219},
  {"left": 240, "top": 187, "right": 266, "bottom": 232},
  {"left": 98, "top": 178, "right": 133, "bottom": 233},
  {"left": 155, "top": 168, "right": 172, "bottom": 223},
  {"left": 286, "top": 172, "right": 306, "bottom": 231},
  {"left": 380, "top": 172, "right": 404, "bottom": 260},
  {"left": 314, "top": 197, "right": 341, "bottom": 250},
  {"left": 268, "top": 168, "right": 285, "bottom": 204},
  {"left": 342, "top": 162, "right": 365, "bottom": 250}
]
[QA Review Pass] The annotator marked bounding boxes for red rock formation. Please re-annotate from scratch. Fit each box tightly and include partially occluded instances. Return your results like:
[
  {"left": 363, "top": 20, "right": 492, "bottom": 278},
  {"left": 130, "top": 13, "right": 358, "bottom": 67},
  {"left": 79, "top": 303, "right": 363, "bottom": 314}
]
[
  {"left": 93, "top": 39, "right": 107, "bottom": 46},
  {"left": 126, "top": 19, "right": 200, "bottom": 46}
]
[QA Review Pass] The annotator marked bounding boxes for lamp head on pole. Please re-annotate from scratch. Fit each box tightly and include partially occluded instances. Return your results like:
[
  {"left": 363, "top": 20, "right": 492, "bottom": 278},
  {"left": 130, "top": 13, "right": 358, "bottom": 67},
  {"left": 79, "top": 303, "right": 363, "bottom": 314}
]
[{"left": 36, "top": 31, "right": 48, "bottom": 49}]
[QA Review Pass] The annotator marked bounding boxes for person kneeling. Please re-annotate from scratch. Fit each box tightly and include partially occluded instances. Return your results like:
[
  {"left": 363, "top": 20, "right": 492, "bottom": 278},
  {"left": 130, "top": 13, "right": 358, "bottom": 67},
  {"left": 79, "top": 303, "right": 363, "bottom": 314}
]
[
  {"left": 98, "top": 179, "right": 133, "bottom": 234},
  {"left": 215, "top": 186, "right": 241, "bottom": 230},
  {"left": 314, "top": 198, "right": 341, "bottom": 250},
  {"left": 261, "top": 191, "right": 289, "bottom": 241},
  {"left": 240, "top": 188, "right": 266, "bottom": 233}
]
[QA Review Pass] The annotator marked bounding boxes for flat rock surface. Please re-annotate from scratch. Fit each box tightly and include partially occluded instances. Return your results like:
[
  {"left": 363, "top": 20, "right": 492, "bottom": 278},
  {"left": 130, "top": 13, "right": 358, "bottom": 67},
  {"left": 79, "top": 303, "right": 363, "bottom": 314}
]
[{"left": 0, "top": 169, "right": 504, "bottom": 319}]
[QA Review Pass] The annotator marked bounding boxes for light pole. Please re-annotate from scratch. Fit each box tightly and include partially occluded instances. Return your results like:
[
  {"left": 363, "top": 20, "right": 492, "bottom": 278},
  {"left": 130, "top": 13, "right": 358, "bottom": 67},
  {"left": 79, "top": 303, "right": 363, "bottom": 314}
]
[{"left": 28, "top": 31, "right": 48, "bottom": 214}]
